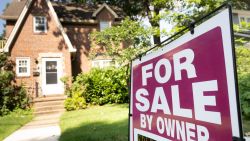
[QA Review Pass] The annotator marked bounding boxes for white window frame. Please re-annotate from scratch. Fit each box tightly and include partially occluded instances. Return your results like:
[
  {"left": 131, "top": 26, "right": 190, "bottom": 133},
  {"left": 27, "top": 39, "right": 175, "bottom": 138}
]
[
  {"left": 238, "top": 16, "right": 250, "bottom": 25},
  {"left": 16, "top": 57, "right": 30, "bottom": 77},
  {"left": 92, "top": 59, "right": 116, "bottom": 68},
  {"left": 100, "top": 21, "right": 111, "bottom": 31},
  {"left": 33, "top": 16, "right": 47, "bottom": 33},
  {"left": 247, "top": 17, "right": 250, "bottom": 23}
]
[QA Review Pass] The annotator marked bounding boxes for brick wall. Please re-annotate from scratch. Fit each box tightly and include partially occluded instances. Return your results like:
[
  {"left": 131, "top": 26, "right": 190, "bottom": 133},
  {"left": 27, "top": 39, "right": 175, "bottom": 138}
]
[
  {"left": 5, "top": 20, "right": 15, "bottom": 38},
  {"left": 64, "top": 24, "right": 97, "bottom": 75},
  {"left": 64, "top": 7, "right": 117, "bottom": 76},
  {"left": 9, "top": 0, "right": 72, "bottom": 97},
  {"left": 6, "top": 1, "right": 122, "bottom": 96}
]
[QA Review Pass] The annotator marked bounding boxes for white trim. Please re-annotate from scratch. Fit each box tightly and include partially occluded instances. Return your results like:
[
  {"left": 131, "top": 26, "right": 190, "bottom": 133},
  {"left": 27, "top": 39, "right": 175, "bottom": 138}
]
[
  {"left": 92, "top": 3, "right": 118, "bottom": 18},
  {"left": 33, "top": 16, "right": 47, "bottom": 33},
  {"left": 92, "top": 59, "right": 116, "bottom": 68},
  {"left": 16, "top": 57, "right": 30, "bottom": 77},
  {"left": 131, "top": 8, "right": 241, "bottom": 139},
  {"left": 3, "top": 0, "right": 33, "bottom": 52},
  {"left": 42, "top": 57, "right": 64, "bottom": 95},
  {"left": 234, "top": 32, "right": 250, "bottom": 38},
  {"left": 39, "top": 52, "right": 63, "bottom": 58},
  {"left": 238, "top": 15, "right": 250, "bottom": 25},
  {"left": 47, "top": 0, "right": 76, "bottom": 52},
  {"left": 3, "top": 0, "right": 76, "bottom": 53}
]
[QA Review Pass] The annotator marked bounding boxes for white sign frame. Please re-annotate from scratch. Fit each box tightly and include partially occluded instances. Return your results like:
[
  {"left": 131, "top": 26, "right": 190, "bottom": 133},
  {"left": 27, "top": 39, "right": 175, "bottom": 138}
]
[{"left": 130, "top": 6, "right": 242, "bottom": 141}]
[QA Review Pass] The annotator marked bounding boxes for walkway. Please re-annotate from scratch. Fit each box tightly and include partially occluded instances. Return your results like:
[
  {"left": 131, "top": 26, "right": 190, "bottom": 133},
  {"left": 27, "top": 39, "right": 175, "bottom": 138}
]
[{"left": 3, "top": 113, "right": 62, "bottom": 141}]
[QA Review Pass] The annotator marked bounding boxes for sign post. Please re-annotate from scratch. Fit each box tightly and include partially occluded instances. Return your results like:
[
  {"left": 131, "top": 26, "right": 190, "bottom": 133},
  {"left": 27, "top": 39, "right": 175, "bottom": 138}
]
[{"left": 129, "top": 5, "right": 245, "bottom": 141}]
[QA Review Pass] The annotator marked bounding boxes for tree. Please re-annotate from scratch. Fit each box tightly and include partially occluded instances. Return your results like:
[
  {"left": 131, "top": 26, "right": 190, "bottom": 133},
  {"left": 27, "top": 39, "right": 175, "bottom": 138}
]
[
  {"left": 232, "top": 0, "right": 250, "bottom": 10},
  {"left": 0, "top": 53, "right": 29, "bottom": 116},
  {"left": 89, "top": 0, "right": 245, "bottom": 62},
  {"left": 72, "top": 0, "right": 176, "bottom": 45},
  {"left": 90, "top": 18, "right": 152, "bottom": 65},
  {"left": 72, "top": 0, "right": 250, "bottom": 45},
  {"left": 236, "top": 47, "right": 250, "bottom": 118}
]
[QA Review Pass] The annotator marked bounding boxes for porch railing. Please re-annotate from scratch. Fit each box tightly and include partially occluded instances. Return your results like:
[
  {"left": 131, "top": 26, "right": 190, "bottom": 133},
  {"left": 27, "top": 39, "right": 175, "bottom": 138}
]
[{"left": 0, "top": 39, "right": 6, "bottom": 51}]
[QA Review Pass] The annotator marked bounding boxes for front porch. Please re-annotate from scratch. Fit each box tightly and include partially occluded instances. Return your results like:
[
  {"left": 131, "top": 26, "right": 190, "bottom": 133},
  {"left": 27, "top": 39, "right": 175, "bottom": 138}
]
[{"left": 32, "top": 95, "right": 66, "bottom": 115}]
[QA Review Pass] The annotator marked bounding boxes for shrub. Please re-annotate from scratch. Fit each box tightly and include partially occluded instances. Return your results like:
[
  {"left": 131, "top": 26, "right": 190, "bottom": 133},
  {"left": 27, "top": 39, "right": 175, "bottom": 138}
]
[
  {"left": 60, "top": 76, "right": 71, "bottom": 96},
  {"left": 70, "top": 67, "right": 129, "bottom": 106},
  {"left": 64, "top": 92, "right": 87, "bottom": 111},
  {"left": 236, "top": 47, "right": 250, "bottom": 118},
  {"left": 0, "top": 53, "right": 29, "bottom": 116}
]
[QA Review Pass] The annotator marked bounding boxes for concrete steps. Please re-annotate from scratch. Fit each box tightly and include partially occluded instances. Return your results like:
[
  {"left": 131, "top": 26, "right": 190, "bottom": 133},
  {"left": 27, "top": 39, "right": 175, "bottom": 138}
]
[{"left": 33, "top": 95, "right": 66, "bottom": 116}]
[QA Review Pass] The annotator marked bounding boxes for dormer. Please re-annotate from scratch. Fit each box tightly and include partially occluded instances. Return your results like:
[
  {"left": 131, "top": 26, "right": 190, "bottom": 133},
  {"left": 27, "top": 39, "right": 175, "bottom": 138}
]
[{"left": 92, "top": 3, "right": 120, "bottom": 31}]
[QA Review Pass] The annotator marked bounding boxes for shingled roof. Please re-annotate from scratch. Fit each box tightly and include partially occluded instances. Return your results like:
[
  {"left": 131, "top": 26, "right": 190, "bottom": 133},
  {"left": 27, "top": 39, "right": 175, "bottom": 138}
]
[
  {"left": 0, "top": 0, "right": 125, "bottom": 23},
  {"left": 0, "top": 0, "right": 27, "bottom": 20},
  {"left": 53, "top": 3, "right": 124, "bottom": 23}
]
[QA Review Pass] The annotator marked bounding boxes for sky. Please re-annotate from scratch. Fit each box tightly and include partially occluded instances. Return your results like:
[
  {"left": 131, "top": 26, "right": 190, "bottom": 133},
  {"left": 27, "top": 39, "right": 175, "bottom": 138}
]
[{"left": 0, "top": 0, "right": 11, "bottom": 36}]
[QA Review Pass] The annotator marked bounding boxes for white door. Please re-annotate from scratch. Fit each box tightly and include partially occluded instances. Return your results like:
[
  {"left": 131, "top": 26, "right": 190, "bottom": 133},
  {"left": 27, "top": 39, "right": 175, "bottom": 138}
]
[{"left": 42, "top": 58, "right": 64, "bottom": 95}]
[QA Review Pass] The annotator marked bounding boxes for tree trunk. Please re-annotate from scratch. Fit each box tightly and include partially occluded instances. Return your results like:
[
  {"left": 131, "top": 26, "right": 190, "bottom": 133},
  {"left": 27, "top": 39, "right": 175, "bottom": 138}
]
[{"left": 149, "top": 7, "right": 161, "bottom": 45}]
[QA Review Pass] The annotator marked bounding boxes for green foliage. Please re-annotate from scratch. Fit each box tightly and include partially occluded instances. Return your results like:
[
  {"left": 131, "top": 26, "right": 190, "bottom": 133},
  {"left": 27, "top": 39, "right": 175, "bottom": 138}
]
[
  {"left": 71, "top": 67, "right": 129, "bottom": 106},
  {"left": 0, "top": 53, "right": 29, "bottom": 116},
  {"left": 0, "top": 109, "right": 33, "bottom": 140},
  {"left": 60, "top": 76, "right": 71, "bottom": 96},
  {"left": 236, "top": 47, "right": 250, "bottom": 118},
  {"left": 90, "top": 18, "right": 152, "bottom": 64},
  {"left": 64, "top": 92, "right": 87, "bottom": 111},
  {"left": 60, "top": 104, "right": 128, "bottom": 141}
]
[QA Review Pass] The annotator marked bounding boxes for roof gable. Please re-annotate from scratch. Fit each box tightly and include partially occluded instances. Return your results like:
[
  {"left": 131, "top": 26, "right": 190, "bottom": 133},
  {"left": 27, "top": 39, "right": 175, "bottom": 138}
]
[
  {"left": 92, "top": 3, "right": 118, "bottom": 18},
  {"left": 3, "top": 0, "right": 76, "bottom": 53}
]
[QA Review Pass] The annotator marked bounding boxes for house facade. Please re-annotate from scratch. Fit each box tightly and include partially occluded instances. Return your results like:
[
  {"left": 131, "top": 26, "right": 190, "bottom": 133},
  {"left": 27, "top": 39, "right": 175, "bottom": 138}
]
[
  {"left": 232, "top": 9, "right": 250, "bottom": 47},
  {"left": 232, "top": 9, "right": 250, "bottom": 25},
  {"left": 0, "top": 0, "right": 124, "bottom": 97}
]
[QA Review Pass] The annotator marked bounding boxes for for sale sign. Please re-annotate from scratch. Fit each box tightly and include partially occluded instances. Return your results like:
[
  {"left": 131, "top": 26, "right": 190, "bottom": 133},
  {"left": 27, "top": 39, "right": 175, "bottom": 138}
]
[{"left": 130, "top": 8, "right": 242, "bottom": 141}]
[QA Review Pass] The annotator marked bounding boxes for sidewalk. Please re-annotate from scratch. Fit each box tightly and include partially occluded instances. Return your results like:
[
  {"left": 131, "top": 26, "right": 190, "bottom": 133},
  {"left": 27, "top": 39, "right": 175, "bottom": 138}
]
[{"left": 3, "top": 113, "right": 62, "bottom": 141}]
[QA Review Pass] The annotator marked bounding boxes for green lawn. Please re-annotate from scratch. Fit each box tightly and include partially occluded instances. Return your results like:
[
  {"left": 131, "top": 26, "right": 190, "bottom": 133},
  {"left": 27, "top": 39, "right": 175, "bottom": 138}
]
[
  {"left": 0, "top": 109, "right": 33, "bottom": 140},
  {"left": 60, "top": 104, "right": 129, "bottom": 141}
]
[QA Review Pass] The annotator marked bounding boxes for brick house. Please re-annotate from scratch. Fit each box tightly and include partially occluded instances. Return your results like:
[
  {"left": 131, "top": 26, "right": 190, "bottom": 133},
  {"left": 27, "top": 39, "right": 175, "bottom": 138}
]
[{"left": 0, "top": 0, "right": 124, "bottom": 98}]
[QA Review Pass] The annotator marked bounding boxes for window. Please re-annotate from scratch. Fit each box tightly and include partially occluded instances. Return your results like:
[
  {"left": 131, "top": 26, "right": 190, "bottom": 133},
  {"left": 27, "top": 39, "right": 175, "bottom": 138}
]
[
  {"left": 92, "top": 59, "right": 116, "bottom": 68},
  {"left": 16, "top": 57, "right": 30, "bottom": 77},
  {"left": 240, "top": 17, "right": 245, "bottom": 22},
  {"left": 34, "top": 16, "right": 47, "bottom": 33},
  {"left": 239, "top": 16, "right": 250, "bottom": 24},
  {"left": 100, "top": 21, "right": 111, "bottom": 31},
  {"left": 46, "top": 61, "right": 57, "bottom": 84},
  {"left": 247, "top": 18, "right": 250, "bottom": 23}
]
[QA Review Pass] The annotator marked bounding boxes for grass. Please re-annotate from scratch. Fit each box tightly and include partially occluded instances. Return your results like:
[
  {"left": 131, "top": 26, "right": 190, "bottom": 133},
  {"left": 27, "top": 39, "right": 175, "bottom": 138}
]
[
  {"left": 60, "top": 104, "right": 129, "bottom": 141},
  {"left": 0, "top": 109, "right": 33, "bottom": 140}
]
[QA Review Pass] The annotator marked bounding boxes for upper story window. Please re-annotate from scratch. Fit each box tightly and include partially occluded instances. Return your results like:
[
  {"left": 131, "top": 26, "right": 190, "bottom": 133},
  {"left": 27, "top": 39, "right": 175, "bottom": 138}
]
[
  {"left": 92, "top": 59, "right": 115, "bottom": 68},
  {"left": 247, "top": 17, "right": 250, "bottom": 23},
  {"left": 100, "top": 21, "right": 111, "bottom": 31},
  {"left": 16, "top": 57, "right": 30, "bottom": 77},
  {"left": 34, "top": 16, "right": 47, "bottom": 33}
]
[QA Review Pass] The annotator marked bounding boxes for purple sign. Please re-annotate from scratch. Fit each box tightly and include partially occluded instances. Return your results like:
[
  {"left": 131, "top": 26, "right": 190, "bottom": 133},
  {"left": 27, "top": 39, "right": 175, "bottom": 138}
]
[{"left": 130, "top": 8, "right": 241, "bottom": 141}]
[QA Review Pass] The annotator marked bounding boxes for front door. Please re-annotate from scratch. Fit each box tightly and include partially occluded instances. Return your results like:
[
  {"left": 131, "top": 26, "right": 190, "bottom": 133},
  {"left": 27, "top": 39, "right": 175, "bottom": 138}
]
[{"left": 42, "top": 58, "right": 64, "bottom": 95}]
